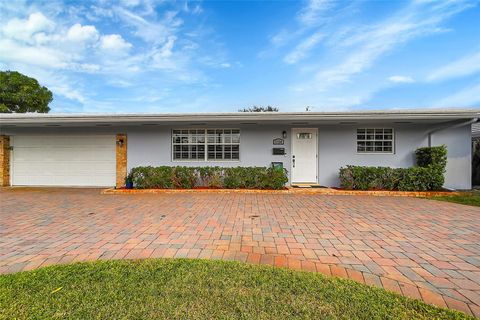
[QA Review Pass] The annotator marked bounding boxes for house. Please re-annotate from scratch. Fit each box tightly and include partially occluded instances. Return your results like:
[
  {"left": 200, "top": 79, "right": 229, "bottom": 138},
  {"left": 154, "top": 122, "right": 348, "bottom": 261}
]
[{"left": 0, "top": 109, "right": 477, "bottom": 190}]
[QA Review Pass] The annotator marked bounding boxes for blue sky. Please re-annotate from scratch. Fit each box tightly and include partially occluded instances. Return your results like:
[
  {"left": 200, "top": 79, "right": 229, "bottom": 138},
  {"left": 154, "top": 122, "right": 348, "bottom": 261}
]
[{"left": 1, "top": 0, "right": 479, "bottom": 113}]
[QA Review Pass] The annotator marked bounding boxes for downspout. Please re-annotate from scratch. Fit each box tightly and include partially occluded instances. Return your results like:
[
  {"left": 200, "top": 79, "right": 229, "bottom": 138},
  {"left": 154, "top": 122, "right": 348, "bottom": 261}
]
[{"left": 427, "top": 118, "right": 478, "bottom": 147}]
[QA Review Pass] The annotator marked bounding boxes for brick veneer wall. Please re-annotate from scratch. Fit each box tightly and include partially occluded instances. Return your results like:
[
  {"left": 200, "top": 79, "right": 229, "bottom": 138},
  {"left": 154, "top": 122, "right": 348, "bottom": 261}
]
[
  {"left": 0, "top": 135, "right": 10, "bottom": 187},
  {"left": 116, "top": 134, "right": 127, "bottom": 188}
]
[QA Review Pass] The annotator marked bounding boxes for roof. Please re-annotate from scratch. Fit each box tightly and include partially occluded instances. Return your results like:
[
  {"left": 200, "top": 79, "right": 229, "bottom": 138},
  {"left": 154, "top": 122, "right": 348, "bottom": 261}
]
[
  {"left": 472, "top": 122, "right": 480, "bottom": 138},
  {"left": 0, "top": 108, "right": 478, "bottom": 126}
]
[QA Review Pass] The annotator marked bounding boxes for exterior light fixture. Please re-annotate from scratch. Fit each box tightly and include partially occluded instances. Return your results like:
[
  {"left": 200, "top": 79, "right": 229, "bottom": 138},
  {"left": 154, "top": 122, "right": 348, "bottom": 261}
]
[
  {"left": 282, "top": 130, "right": 287, "bottom": 139},
  {"left": 116, "top": 139, "right": 124, "bottom": 147}
]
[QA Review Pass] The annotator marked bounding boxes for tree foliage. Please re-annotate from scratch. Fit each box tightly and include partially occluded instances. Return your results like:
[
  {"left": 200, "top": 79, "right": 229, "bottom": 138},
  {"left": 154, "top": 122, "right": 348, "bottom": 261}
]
[
  {"left": 239, "top": 105, "right": 279, "bottom": 112},
  {"left": 473, "top": 139, "right": 480, "bottom": 186},
  {"left": 0, "top": 70, "right": 52, "bottom": 113}
]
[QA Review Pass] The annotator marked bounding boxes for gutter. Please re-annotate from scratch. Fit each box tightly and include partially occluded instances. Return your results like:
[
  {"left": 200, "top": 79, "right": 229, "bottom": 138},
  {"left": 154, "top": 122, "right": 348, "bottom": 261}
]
[
  {"left": 427, "top": 118, "right": 478, "bottom": 147},
  {"left": 1, "top": 110, "right": 479, "bottom": 125}
]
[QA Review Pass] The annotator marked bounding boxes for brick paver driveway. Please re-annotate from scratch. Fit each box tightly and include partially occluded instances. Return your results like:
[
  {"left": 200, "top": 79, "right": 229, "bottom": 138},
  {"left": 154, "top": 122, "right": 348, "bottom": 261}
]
[{"left": 1, "top": 188, "right": 479, "bottom": 316}]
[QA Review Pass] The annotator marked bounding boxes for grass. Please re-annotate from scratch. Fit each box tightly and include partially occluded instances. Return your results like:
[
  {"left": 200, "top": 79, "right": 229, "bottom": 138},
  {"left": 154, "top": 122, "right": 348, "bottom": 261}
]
[
  {"left": 0, "top": 259, "right": 473, "bottom": 319},
  {"left": 430, "top": 190, "right": 480, "bottom": 207}
]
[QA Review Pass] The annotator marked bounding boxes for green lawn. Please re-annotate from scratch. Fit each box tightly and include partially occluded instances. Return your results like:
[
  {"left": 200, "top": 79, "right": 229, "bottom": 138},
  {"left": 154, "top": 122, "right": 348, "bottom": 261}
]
[
  {"left": 430, "top": 191, "right": 480, "bottom": 207},
  {"left": 0, "top": 259, "right": 473, "bottom": 319}
]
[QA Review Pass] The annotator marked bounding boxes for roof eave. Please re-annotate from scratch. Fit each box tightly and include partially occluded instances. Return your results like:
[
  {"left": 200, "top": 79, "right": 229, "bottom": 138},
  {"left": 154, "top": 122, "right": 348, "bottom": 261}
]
[{"left": 0, "top": 110, "right": 478, "bottom": 125}]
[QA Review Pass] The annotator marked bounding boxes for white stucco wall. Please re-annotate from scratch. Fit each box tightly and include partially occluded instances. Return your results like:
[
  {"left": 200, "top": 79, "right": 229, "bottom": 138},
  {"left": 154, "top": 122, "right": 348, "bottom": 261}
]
[
  {"left": 317, "top": 123, "right": 471, "bottom": 189},
  {"left": 126, "top": 125, "right": 291, "bottom": 174},
  {"left": 431, "top": 124, "right": 471, "bottom": 190},
  {"left": 2, "top": 122, "right": 472, "bottom": 189}
]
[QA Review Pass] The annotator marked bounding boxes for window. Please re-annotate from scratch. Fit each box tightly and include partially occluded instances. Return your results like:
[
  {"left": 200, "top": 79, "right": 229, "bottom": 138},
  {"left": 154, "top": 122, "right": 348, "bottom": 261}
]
[
  {"left": 297, "top": 133, "right": 312, "bottom": 139},
  {"left": 356, "top": 128, "right": 394, "bottom": 153},
  {"left": 172, "top": 129, "right": 240, "bottom": 161}
]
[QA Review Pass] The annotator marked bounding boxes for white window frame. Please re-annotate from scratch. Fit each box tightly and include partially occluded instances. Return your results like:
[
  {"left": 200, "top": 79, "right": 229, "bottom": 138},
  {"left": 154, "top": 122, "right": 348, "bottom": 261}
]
[
  {"left": 356, "top": 128, "right": 395, "bottom": 154},
  {"left": 172, "top": 128, "right": 240, "bottom": 162}
]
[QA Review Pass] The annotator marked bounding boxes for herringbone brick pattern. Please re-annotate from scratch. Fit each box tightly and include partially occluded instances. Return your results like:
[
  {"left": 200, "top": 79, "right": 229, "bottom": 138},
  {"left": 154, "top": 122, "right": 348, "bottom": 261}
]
[{"left": 0, "top": 188, "right": 479, "bottom": 316}]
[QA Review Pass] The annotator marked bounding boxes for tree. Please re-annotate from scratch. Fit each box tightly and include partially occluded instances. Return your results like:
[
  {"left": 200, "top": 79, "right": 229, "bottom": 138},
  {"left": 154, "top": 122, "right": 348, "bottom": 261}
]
[
  {"left": 473, "top": 139, "right": 480, "bottom": 186},
  {"left": 239, "top": 105, "right": 279, "bottom": 112},
  {"left": 0, "top": 71, "right": 52, "bottom": 113}
]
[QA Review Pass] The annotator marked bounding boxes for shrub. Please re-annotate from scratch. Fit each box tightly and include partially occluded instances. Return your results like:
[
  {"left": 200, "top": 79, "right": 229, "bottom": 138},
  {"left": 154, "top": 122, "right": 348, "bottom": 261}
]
[
  {"left": 172, "top": 166, "right": 197, "bottom": 189},
  {"left": 197, "top": 167, "right": 223, "bottom": 187},
  {"left": 473, "top": 141, "right": 480, "bottom": 185},
  {"left": 415, "top": 145, "right": 447, "bottom": 189},
  {"left": 415, "top": 145, "right": 447, "bottom": 169},
  {"left": 130, "top": 166, "right": 174, "bottom": 189},
  {"left": 129, "top": 166, "right": 288, "bottom": 190},
  {"left": 339, "top": 146, "right": 448, "bottom": 191}
]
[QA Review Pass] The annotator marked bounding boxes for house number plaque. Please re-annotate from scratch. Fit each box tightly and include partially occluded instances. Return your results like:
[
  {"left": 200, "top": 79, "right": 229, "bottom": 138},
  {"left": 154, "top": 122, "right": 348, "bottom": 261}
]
[{"left": 273, "top": 138, "right": 284, "bottom": 145}]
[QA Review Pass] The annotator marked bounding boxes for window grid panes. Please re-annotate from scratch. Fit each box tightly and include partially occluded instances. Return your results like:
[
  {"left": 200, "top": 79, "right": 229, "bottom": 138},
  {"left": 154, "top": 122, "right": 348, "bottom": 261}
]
[
  {"left": 172, "top": 129, "right": 240, "bottom": 161},
  {"left": 357, "top": 128, "right": 394, "bottom": 153}
]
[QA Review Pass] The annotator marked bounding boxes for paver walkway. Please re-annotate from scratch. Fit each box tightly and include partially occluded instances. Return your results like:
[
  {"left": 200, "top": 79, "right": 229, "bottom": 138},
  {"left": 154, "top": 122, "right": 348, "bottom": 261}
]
[{"left": 1, "top": 188, "right": 479, "bottom": 316}]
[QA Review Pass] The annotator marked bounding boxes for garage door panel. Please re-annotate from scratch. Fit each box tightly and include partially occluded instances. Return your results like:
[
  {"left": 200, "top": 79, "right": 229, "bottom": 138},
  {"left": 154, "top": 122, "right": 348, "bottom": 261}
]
[{"left": 11, "top": 135, "right": 116, "bottom": 187}]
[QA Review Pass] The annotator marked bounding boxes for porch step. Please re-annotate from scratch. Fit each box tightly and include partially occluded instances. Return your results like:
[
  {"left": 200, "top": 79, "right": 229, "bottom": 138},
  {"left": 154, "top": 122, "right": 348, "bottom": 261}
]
[{"left": 291, "top": 184, "right": 327, "bottom": 188}]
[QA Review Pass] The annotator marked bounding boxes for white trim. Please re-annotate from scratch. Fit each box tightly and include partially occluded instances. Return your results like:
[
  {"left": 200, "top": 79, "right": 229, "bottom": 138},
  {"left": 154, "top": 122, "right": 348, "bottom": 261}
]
[
  {"left": 1, "top": 109, "right": 477, "bottom": 125},
  {"left": 9, "top": 136, "right": 14, "bottom": 186},
  {"left": 290, "top": 128, "right": 318, "bottom": 184}
]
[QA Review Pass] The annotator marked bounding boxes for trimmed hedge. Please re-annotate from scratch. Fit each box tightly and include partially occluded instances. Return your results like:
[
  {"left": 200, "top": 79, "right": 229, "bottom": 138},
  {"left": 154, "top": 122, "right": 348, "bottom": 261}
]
[
  {"left": 415, "top": 145, "right": 447, "bottom": 169},
  {"left": 129, "top": 166, "right": 288, "bottom": 190},
  {"left": 339, "top": 145, "right": 447, "bottom": 191}
]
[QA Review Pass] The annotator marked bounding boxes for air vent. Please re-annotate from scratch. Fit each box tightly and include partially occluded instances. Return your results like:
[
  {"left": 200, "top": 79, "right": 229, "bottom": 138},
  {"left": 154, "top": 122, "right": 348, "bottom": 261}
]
[
  {"left": 189, "top": 122, "right": 207, "bottom": 125},
  {"left": 291, "top": 122, "right": 309, "bottom": 125},
  {"left": 141, "top": 123, "right": 159, "bottom": 126},
  {"left": 394, "top": 121, "right": 412, "bottom": 124},
  {"left": 95, "top": 123, "right": 112, "bottom": 127},
  {"left": 44, "top": 124, "right": 61, "bottom": 127},
  {"left": 339, "top": 121, "right": 358, "bottom": 125},
  {"left": 240, "top": 122, "right": 258, "bottom": 125}
]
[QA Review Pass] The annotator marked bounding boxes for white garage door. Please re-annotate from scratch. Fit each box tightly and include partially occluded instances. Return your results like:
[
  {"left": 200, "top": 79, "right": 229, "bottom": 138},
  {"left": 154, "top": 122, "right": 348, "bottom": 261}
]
[{"left": 11, "top": 135, "right": 116, "bottom": 187}]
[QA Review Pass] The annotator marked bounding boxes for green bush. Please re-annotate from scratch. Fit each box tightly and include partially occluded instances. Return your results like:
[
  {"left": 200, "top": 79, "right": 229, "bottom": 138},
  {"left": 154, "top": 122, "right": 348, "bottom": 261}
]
[
  {"left": 129, "top": 166, "right": 288, "bottom": 190},
  {"left": 339, "top": 146, "right": 448, "bottom": 191},
  {"left": 415, "top": 145, "right": 447, "bottom": 169},
  {"left": 415, "top": 145, "right": 447, "bottom": 189},
  {"left": 130, "top": 166, "right": 174, "bottom": 189},
  {"left": 172, "top": 166, "right": 197, "bottom": 189},
  {"left": 197, "top": 167, "right": 223, "bottom": 188}
]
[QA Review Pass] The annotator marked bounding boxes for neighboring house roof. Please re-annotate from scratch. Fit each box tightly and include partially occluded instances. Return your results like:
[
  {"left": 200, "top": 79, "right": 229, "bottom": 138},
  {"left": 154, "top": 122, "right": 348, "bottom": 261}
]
[
  {"left": 0, "top": 108, "right": 478, "bottom": 126},
  {"left": 472, "top": 121, "right": 480, "bottom": 138}
]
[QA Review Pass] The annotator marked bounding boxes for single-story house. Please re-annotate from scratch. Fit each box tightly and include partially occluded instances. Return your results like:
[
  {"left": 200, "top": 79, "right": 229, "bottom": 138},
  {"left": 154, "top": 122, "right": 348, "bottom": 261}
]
[{"left": 0, "top": 109, "right": 478, "bottom": 190}]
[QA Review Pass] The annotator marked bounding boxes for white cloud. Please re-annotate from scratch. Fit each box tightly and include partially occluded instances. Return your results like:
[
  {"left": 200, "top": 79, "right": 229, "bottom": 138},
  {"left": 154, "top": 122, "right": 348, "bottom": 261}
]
[
  {"left": 0, "top": 39, "right": 68, "bottom": 68},
  {"left": 2, "top": 12, "right": 55, "bottom": 43},
  {"left": 388, "top": 75, "right": 415, "bottom": 83},
  {"left": 427, "top": 51, "right": 480, "bottom": 82},
  {"left": 297, "top": 0, "right": 334, "bottom": 26},
  {"left": 284, "top": 31, "right": 324, "bottom": 64},
  {"left": 114, "top": 6, "right": 182, "bottom": 45},
  {"left": 294, "top": 0, "right": 473, "bottom": 92},
  {"left": 51, "top": 84, "right": 87, "bottom": 104},
  {"left": 156, "top": 36, "right": 176, "bottom": 58},
  {"left": 0, "top": 1, "right": 228, "bottom": 111},
  {"left": 435, "top": 83, "right": 480, "bottom": 107},
  {"left": 66, "top": 23, "right": 99, "bottom": 43},
  {"left": 100, "top": 34, "right": 132, "bottom": 53},
  {"left": 183, "top": 2, "right": 203, "bottom": 14}
]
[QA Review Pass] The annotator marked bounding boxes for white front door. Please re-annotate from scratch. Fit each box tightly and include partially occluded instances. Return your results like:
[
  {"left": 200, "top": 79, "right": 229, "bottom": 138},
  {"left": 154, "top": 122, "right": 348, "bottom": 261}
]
[
  {"left": 11, "top": 135, "right": 116, "bottom": 187},
  {"left": 291, "top": 128, "right": 318, "bottom": 184}
]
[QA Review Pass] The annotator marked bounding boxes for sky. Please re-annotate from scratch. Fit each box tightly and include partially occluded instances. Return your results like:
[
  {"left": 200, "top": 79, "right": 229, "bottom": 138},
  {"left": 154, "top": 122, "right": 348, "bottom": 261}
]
[{"left": 0, "top": 0, "right": 479, "bottom": 113}]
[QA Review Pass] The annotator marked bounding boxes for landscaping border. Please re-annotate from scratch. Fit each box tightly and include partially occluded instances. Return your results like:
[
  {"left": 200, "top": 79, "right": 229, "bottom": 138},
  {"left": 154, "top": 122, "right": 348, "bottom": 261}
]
[{"left": 101, "top": 187, "right": 459, "bottom": 197}]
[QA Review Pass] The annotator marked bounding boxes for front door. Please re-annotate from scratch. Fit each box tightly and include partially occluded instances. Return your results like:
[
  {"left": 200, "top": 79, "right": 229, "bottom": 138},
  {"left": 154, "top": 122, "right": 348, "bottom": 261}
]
[{"left": 291, "top": 128, "right": 318, "bottom": 184}]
